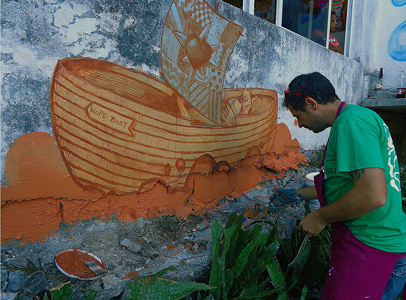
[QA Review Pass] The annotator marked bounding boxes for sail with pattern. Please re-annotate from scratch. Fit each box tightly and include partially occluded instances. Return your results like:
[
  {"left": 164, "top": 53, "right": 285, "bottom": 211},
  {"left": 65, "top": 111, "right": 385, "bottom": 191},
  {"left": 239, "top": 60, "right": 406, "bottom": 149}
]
[{"left": 161, "top": 0, "right": 243, "bottom": 124}]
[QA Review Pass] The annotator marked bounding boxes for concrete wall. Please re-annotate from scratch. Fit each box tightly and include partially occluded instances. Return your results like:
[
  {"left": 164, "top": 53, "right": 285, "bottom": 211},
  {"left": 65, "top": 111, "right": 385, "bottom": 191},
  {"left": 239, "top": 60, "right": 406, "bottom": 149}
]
[
  {"left": 0, "top": 0, "right": 365, "bottom": 243},
  {"left": 219, "top": 1, "right": 363, "bottom": 149},
  {"left": 2, "top": 0, "right": 405, "bottom": 178},
  {"left": 6, "top": 0, "right": 405, "bottom": 243},
  {"left": 1, "top": 0, "right": 364, "bottom": 184},
  {"left": 349, "top": 0, "right": 406, "bottom": 92}
]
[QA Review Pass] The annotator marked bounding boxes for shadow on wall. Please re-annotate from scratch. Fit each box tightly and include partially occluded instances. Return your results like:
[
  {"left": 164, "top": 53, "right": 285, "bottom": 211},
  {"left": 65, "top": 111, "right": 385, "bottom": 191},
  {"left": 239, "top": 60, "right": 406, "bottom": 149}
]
[{"left": 1, "top": 0, "right": 307, "bottom": 244}]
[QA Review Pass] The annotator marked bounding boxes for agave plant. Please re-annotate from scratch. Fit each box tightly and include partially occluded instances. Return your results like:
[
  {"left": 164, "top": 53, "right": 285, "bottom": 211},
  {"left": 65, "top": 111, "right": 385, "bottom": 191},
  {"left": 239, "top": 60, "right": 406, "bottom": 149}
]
[{"left": 208, "top": 213, "right": 280, "bottom": 299}]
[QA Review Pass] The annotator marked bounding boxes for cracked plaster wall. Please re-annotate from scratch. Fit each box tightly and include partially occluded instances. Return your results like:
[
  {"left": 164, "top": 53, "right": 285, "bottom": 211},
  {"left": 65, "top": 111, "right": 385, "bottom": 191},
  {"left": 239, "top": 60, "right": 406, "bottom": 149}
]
[{"left": 1, "top": 0, "right": 367, "bottom": 243}]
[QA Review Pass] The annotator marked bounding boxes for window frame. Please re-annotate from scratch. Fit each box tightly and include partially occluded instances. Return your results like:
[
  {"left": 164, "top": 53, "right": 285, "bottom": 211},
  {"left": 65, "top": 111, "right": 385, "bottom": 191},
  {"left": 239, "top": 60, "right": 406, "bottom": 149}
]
[{"left": 242, "top": 0, "right": 352, "bottom": 56}]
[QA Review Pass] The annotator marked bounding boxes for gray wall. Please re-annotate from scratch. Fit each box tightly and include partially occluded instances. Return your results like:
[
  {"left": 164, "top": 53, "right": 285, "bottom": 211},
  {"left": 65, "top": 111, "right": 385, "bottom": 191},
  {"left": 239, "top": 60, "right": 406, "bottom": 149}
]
[{"left": 1, "top": 0, "right": 364, "bottom": 184}]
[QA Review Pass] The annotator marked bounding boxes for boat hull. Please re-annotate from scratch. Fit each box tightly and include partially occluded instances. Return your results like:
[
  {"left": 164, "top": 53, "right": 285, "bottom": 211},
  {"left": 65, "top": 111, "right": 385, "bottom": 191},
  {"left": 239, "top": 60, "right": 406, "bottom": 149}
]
[{"left": 50, "top": 57, "right": 278, "bottom": 194}]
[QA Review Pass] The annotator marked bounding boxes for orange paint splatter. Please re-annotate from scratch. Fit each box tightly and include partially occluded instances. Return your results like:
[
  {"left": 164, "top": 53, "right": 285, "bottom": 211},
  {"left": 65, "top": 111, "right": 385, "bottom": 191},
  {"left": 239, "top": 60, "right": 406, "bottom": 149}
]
[
  {"left": 164, "top": 163, "right": 172, "bottom": 175},
  {"left": 122, "top": 271, "right": 139, "bottom": 280},
  {"left": 1, "top": 124, "right": 306, "bottom": 244},
  {"left": 175, "top": 158, "right": 186, "bottom": 172}
]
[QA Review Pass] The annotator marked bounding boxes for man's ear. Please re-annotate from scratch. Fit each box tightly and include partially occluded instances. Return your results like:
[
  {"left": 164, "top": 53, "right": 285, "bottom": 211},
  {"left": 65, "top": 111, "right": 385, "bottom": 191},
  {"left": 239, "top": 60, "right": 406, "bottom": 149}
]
[{"left": 305, "top": 97, "right": 318, "bottom": 111}]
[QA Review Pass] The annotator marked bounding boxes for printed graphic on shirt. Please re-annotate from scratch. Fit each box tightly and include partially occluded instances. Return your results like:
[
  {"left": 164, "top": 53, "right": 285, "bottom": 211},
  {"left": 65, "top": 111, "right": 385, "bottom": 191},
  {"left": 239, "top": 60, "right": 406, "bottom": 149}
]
[{"left": 384, "top": 123, "right": 400, "bottom": 192}]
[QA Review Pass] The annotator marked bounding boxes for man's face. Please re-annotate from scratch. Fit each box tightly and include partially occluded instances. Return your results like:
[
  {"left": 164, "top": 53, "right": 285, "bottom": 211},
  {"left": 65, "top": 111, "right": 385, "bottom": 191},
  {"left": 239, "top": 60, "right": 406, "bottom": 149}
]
[{"left": 287, "top": 104, "right": 328, "bottom": 133}]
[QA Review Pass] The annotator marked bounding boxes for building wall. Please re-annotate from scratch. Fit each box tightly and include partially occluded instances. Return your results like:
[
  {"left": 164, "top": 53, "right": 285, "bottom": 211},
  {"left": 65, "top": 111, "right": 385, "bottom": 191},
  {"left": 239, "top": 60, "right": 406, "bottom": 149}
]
[
  {"left": 349, "top": 0, "right": 406, "bottom": 164},
  {"left": 2, "top": 0, "right": 404, "bottom": 180},
  {"left": 1, "top": 0, "right": 387, "bottom": 242},
  {"left": 1, "top": 0, "right": 364, "bottom": 180},
  {"left": 350, "top": 0, "right": 406, "bottom": 91},
  {"left": 219, "top": 1, "right": 363, "bottom": 150}
]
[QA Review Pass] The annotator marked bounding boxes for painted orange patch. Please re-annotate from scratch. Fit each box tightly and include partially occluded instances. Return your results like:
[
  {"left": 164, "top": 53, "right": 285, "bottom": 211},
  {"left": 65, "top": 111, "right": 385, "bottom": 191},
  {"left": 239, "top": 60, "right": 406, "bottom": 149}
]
[{"left": 1, "top": 124, "right": 306, "bottom": 244}]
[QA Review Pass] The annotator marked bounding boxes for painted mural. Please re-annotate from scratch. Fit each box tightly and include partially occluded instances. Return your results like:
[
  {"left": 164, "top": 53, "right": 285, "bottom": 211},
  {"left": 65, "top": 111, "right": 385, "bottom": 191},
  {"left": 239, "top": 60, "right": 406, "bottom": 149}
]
[
  {"left": 388, "top": 20, "right": 406, "bottom": 61},
  {"left": 1, "top": 0, "right": 306, "bottom": 243},
  {"left": 388, "top": 0, "right": 406, "bottom": 61},
  {"left": 392, "top": 0, "right": 406, "bottom": 7},
  {"left": 51, "top": 0, "right": 278, "bottom": 194}
]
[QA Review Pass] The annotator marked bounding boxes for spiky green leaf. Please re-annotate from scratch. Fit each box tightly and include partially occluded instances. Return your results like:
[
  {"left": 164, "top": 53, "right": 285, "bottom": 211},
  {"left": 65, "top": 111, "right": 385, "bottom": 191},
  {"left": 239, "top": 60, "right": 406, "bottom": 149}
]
[
  {"left": 209, "top": 219, "right": 222, "bottom": 299},
  {"left": 85, "top": 289, "right": 98, "bottom": 300},
  {"left": 121, "top": 277, "right": 214, "bottom": 300},
  {"left": 267, "top": 257, "right": 286, "bottom": 290}
]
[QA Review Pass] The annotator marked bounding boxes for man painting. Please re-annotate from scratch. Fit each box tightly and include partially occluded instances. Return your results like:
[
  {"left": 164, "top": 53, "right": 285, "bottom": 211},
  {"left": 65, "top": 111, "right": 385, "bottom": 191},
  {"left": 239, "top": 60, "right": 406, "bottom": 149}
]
[{"left": 284, "top": 72, "right": 406, "bottom": 299}]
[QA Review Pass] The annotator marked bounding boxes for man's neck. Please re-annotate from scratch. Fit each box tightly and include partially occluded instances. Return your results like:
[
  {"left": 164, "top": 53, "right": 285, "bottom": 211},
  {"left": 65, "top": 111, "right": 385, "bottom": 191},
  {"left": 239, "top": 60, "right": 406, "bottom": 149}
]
[{"left": 323, "top": 100, "right": 345, "bottom": 127}]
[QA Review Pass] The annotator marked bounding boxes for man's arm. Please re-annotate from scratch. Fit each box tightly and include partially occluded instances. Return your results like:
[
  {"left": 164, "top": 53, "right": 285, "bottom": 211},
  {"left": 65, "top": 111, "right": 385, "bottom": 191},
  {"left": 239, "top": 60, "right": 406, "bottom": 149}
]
[
  {"left": 296, "top": 186, "right": 318, "bottom": 200},
  {"left": 299, "top": 167, "right": 387, "bottom": 237}
]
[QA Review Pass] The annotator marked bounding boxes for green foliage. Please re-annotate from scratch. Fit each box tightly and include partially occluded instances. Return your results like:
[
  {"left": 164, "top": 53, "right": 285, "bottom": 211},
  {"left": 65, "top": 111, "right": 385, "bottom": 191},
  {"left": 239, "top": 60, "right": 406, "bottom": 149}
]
[
  {"left": 42, "top": 281, "right": 97, "bottom": 300},
  {"left": 204, "top": 212, "right": 331, "bottom": 300},
  {"left": 279, "top": 220, "right": 331, "bottom": 291},
  {"left": 42, "top": 281, "right": 98, "bottom": 300},
  {"left": 267, "top": 226, "right": 312, "bottom": 299},
  {"left": 2, "top": 258, "right": 45, "bottom": 275},
  {"left": 121, "top": 267, "right": 214, "bottom": 300},
  {"left": 43, "top": 282, "right": 71, "bottom": 300},
  {"left": 208, "top": 213, "right": 281, "bottom": 299}
]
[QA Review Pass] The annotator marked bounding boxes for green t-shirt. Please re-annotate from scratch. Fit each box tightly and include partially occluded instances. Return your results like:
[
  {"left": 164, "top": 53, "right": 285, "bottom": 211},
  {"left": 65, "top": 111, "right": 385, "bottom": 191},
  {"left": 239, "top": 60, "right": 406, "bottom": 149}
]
[{"left": 324, "top": 104, "right": 406, "bottom": 253}]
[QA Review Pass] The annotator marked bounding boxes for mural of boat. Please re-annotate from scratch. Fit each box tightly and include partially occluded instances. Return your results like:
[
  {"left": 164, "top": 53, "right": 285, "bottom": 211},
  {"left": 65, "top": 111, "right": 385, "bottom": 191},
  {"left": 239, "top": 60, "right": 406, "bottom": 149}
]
[{"left": 50, "top": 0, "right": 278, "bottom": 195}]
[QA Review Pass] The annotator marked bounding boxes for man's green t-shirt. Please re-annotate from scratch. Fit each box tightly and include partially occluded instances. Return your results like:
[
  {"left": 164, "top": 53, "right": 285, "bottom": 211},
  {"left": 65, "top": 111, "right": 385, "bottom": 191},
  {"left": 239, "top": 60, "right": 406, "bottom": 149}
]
[{"left": 324, "top": 104, "right": 406, "bottom": 253}]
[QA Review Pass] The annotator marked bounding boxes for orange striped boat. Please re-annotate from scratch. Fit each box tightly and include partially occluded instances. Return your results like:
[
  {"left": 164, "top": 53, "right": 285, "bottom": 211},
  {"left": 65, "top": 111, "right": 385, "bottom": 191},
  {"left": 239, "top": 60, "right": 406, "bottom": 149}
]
[
  {"left": 50, "top": 57, "right": 277, "bottom": 194},
  {"left": 50, "top": 0, "right": 278, "bottom": 194}
]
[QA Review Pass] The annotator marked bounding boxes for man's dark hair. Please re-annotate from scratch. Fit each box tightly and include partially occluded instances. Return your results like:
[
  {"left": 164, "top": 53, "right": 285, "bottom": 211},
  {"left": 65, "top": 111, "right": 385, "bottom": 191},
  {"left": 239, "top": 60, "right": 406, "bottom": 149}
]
[{"left": 283, "top": 72, "right": 339, "bottom": 111}]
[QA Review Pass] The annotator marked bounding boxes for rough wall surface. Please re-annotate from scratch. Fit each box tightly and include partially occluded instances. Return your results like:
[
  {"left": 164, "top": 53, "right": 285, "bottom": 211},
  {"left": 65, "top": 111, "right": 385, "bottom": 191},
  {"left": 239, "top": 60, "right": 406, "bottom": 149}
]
[
  {"left": 1, "top": 0, "right": 363, "bottom": 182},
  {"left": 375, "top": 0, "right": 406, "bottom": 91},
  {"left": 1, "top": 0, "right": 367, "bottom": 242},
  {"left": 349, "top": 0, "right": 406, "bottom": 91}
]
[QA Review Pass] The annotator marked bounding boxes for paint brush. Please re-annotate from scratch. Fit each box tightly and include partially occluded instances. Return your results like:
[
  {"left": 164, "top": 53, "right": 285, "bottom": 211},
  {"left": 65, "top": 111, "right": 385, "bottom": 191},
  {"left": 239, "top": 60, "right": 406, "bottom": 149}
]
[{"left": 85, "top": 261, "right": 104, "bottom": 276}]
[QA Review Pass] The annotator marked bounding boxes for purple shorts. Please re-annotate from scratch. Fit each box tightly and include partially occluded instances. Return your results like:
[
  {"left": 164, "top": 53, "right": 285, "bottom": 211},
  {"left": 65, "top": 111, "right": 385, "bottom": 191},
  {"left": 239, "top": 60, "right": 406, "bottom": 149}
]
[{"left": 321, "top": 222, "right": 406, "bottom": 300}]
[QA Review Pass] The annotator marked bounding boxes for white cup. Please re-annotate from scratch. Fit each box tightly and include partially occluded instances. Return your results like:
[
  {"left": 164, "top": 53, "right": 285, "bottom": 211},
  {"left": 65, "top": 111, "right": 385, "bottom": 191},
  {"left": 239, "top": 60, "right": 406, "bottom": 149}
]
[{"left": 305, "top": 172, "right": 321, "bottom": 210}]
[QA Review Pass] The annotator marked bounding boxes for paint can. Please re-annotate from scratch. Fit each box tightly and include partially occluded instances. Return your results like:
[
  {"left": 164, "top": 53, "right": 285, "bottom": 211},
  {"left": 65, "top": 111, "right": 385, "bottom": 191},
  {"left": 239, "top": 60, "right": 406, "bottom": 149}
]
[
  {"left": 305, "top": 172, "right": 321, "bottom": 211},
  {"left": 305, "top": 172, "right": 319, "bottom": 187},
  {"left": 396, "top": 88, "right": 405, "bottom": 98}
]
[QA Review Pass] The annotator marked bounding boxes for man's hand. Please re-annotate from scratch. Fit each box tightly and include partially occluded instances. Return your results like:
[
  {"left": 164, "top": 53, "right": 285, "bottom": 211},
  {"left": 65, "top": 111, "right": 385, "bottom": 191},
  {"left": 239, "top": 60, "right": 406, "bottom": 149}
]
[{"left": 299, "top": 211, "right": 327, "bottom": 237}]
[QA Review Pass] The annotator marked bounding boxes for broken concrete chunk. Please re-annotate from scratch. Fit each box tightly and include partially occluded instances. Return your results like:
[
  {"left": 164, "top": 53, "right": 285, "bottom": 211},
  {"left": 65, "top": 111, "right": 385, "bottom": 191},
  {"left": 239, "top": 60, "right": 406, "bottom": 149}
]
[
  {"left": 193, "top": 229, "right": 212, "bottom": 243},
  {"left": 1, "top": 293, "right": 18, "bottom": 300},
  {"left": 196, "top": 222, "right": 207, "bottom": 231},
  {"left": 101, "top": 274, "right": 121, "bottom": 290},
  {"left": 120, "top": 238, "right": 142, "bottom": 253},
  {"left": 120, "top": 238, "right": 158, "bottom": 259}
]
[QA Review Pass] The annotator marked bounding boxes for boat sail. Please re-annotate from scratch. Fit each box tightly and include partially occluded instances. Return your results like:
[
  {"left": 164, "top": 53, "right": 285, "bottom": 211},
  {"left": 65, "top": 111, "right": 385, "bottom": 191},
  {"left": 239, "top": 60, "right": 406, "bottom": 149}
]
[
  {"left": 50, "top": 0, "right": 278, "bottom": 195},
  {"left": 161, "top": 0, "right": 243, "bottom": 124}
]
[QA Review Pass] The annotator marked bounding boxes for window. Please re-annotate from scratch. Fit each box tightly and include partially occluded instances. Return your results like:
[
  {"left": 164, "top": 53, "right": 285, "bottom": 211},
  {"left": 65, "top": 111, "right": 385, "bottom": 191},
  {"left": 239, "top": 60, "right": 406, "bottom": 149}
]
[
  {"left": 224, "top": 0, "right": 351, "bottom": 56},
  {"left": 255, "top": 0, "right": 277, "bottom": 24},
  {"left": 223, "top": 0, "right": 243, "bottom": 8}
]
